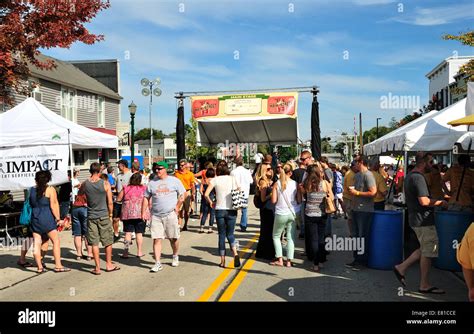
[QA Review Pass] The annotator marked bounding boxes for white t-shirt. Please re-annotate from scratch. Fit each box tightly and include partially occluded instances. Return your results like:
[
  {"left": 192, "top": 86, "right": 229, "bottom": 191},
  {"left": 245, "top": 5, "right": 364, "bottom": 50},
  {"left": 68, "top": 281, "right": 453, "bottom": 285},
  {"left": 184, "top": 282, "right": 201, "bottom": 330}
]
[
  {"left": 72, "top": 178, "right": 80, "bottom": 197},
  {"left": 275, "top": 179, "right": 298, "bottom": 216},
  {"left": 230, "top": 166, "right": 253, "bottom": 198},
  {"left": 210, "top": 175, "right": 240, "bottom": 210},
  {"left": 254, "top": 153, "right": 263, "bottom": 164}
]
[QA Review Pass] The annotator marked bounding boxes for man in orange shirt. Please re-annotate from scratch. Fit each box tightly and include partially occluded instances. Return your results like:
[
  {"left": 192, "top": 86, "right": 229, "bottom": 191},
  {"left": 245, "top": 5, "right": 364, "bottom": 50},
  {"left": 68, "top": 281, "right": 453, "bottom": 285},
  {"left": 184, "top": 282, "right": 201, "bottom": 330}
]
[{"left": 174, "top": 159, "right": 195, "bottom": 231}]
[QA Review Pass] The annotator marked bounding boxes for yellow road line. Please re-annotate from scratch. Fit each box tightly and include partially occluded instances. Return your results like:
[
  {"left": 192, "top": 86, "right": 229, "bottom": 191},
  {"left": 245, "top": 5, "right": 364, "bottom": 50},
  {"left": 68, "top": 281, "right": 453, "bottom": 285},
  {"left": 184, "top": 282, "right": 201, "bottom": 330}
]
[
  {"left": 197, "top": 233, "right": 259, "bottom": 302},
  {"left": 218, "top": 252, "right": 256, "bottom": 302}
]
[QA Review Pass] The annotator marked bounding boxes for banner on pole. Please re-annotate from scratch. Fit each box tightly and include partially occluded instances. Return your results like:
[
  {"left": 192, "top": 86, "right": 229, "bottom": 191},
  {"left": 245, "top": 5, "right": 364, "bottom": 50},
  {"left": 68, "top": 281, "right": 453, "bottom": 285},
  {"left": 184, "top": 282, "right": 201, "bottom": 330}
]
[{"left": 0, "top": 145, "right": 69, "bottom": 191}]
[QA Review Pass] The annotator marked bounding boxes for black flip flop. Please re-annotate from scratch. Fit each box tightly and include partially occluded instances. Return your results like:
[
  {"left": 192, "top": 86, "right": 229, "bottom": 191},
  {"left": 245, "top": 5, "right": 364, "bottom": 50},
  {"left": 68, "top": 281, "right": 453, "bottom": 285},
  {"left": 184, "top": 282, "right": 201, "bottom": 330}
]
[
  {"left": 17, "top": 261, "right": 33, "bottom": 268},
  {"left": 418, "top": 287, "right": 445, "bottom": 294},
  {"left": 393, "top": 267, "right": 406, "bottom": 287}
]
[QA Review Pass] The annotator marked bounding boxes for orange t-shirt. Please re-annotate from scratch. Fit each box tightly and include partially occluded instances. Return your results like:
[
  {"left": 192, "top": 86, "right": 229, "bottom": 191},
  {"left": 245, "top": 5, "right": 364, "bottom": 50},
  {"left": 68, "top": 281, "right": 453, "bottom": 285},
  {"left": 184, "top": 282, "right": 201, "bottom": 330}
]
[{"left": 174, "top": 170, "right": 195, "bottom": 190}]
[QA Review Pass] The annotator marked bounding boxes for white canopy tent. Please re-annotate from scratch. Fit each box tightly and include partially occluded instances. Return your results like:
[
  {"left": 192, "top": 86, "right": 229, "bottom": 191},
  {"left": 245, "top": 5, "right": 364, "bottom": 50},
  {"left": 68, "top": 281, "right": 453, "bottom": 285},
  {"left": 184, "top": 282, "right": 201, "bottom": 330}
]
[
  {"left": 0, "top": 98, "right": 118, "bottom": 149},
  {"left": 365, "top": 98, "right": 467, "bottom": 155},
  {"left": 0, "top": 98, "right": 118, "bottom": 191}
]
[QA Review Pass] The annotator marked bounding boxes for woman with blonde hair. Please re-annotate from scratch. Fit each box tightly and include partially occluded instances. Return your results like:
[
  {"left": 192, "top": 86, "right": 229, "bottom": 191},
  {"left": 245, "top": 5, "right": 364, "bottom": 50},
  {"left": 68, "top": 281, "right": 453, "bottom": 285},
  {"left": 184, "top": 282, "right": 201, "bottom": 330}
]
[
  {"left": 299, "top": 165, "right": 333, "bottom": 272},
  {"left": 255, "top": 162, "right": 276, "bottom": 260},
  {"left": 270, "top": 163, "right": 301, "bottom": 267}
]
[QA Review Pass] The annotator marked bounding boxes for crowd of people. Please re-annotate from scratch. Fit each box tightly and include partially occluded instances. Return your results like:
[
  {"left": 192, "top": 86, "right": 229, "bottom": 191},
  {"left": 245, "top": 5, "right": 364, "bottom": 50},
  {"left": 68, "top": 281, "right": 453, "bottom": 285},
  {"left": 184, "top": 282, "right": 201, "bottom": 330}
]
[{"left": 13, "top": 150, "right": 474, "bottom": 301}]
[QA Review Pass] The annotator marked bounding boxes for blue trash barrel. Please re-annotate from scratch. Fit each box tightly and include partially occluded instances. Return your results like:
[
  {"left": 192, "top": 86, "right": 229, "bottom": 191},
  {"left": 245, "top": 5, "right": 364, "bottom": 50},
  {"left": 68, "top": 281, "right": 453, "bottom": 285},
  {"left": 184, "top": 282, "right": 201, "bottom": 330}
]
[
  {"left": 368, "top": 210, "right": 403, "bottom": 270},
  {"left": 434, "top": 211, "right": 473, "bottom": 272}
]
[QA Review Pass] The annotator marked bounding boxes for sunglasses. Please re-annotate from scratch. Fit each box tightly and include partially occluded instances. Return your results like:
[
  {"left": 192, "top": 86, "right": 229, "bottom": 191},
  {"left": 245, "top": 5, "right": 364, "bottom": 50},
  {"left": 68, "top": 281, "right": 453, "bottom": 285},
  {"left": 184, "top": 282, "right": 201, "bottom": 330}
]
[
  {"left": 300, "top": 157, "right": 309, "bottom": 161},
  {"left": 154, "top": 167, "right": 165, "bottom": 171},
  {"left": 266, "top": 167, "right": 272, "bottom": 171}
]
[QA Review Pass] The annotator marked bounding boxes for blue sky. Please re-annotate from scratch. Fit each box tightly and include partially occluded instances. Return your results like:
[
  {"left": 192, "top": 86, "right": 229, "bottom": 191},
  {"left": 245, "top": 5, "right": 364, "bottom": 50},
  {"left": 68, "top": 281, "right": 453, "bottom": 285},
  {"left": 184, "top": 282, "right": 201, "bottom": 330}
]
[{"left": 44, "top": 0, "right": 474, "bottom": 142}]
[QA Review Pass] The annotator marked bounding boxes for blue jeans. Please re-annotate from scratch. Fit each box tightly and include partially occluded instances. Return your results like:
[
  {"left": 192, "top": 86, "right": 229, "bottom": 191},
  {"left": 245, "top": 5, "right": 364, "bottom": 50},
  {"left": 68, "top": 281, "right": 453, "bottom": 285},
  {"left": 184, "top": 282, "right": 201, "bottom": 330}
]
[
  {"left": 240, "top": 207, "right": 248, "bottom": 230},
  {"left": 325, "top": 214, "right": 332, "bottom": 237},
  {"left": 305, "top": 215, "right": 327, "bottom": 265},
  {"left": 215, "top": 209, "right": 238, "bottom": 256},
  {"left": 200, "top": 201, "right": 215, "bottom": 227},
  {"left": 351, "top": 211, "right": 374, "bottom": 265}
]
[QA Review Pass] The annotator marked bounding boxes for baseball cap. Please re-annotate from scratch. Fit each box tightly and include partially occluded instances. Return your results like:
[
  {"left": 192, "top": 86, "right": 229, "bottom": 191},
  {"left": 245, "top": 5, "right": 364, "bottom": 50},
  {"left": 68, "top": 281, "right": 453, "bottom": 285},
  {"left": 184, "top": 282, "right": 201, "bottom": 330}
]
[{"left": 154, "top": 161, "right": 169, "bottom": 170}]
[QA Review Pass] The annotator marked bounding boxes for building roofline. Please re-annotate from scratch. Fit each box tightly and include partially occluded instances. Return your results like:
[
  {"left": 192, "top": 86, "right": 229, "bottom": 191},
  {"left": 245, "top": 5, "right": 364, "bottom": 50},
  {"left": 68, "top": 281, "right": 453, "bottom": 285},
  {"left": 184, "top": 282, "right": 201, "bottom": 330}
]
[
  {"left": 425, "top": 56, "right": 474, "bottom": 79},
  {"left": 68, "top": 59, "right": 119, "bottom": 64}
]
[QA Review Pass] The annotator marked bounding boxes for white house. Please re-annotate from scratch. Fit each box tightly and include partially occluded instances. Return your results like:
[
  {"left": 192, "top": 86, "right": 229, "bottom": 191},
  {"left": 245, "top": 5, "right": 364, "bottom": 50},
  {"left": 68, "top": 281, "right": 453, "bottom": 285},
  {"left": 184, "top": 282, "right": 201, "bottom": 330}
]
[{"left": 426, "top": 56, "right": 473, "bottom": 109}]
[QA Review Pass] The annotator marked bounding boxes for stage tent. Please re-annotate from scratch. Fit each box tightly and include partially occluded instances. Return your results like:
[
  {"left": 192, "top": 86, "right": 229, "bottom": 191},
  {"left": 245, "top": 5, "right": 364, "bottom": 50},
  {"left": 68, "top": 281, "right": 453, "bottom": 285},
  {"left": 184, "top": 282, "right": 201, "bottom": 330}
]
[
  {"left": 364, "top": 98, "right": 467, "bottom": 155},
  {"left": 192, "top": 93, "right": 299, "bottom": 146}
]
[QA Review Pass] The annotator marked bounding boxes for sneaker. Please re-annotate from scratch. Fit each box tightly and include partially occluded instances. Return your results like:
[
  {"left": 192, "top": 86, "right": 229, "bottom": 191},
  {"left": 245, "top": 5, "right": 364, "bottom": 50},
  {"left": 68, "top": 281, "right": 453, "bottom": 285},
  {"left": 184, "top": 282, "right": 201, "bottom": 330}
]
[
  {"left": 150, "top": 263, "right": 163, "bottom": 272},
  {"left": 345, "top": 261, "right": 357, "bottom": 268},
  {"left": 171, "top": 255, "right": 179, "bottom": 267}
]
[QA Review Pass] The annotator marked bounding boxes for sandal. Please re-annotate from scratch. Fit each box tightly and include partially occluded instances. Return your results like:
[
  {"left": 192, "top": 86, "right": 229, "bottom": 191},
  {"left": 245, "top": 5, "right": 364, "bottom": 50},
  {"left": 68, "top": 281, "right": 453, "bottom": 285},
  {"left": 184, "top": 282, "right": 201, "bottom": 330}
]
[
  {"left": 393, "top": 266, "right": 406, "bottom": 287},
  {"left": 17, "top": 261, "right": 33, "bottom": 268},
  {"left": 218, "top": 263, "right": 225, "bottom": 268},
  {"left": 91, "top": 269, "right": 101, "bottom": 275},
  {"left": 418, "top": 287, "right": 445, "bottom": 294},
  {"left": 105, "top": 266, "right": 121, "bottom": 272},
  {"left": 36, "top": 268, "right": 46, "bottom": 274},
  {"left": 270, "top": 260, "right": 284, "bottom": 266},
  {"left": 54, "top": 267, "right": 71, "bottom": 273}
]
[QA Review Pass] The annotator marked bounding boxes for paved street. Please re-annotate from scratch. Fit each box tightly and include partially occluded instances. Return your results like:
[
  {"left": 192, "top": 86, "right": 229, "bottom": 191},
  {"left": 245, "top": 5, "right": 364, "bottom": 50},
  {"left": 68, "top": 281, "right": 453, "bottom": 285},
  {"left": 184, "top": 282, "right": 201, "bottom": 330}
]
[{"left": 0, "top": 198, "right": 468, "bottom": 302}]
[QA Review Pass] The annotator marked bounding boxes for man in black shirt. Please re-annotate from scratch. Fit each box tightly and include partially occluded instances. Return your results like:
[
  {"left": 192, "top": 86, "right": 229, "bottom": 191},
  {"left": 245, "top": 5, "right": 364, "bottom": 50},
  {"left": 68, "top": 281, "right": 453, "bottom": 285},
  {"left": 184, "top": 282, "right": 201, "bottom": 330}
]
[{"left": 393, "top": 152, "right": 448, "bottom": 294}]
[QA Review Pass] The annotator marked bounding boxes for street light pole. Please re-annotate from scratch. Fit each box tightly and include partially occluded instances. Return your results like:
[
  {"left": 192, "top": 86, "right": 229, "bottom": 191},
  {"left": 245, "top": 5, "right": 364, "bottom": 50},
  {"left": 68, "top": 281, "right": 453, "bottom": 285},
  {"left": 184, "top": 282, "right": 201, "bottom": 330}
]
[
  {"left": 128, "top": 101, "right": 137, "bottom": 165},
  {"left": 376, "top": 117, "right": 382, "bottom": 139},
  {"left": 141, "top": 78, "right": 162, "bottom": 169}
]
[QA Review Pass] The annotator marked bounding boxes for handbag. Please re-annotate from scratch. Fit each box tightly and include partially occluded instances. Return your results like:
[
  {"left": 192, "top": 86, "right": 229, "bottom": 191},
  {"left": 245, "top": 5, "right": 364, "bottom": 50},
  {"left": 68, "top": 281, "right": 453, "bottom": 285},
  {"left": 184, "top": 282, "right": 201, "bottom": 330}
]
[
  {"left": 231, "top": 176, "right": 246, "bottom": 210},
  {"left": 322, "top": 180, "right": 337, "bottom": 214},
  {"left": 20, "top": 188, "right": 32, "bottom": 226}
]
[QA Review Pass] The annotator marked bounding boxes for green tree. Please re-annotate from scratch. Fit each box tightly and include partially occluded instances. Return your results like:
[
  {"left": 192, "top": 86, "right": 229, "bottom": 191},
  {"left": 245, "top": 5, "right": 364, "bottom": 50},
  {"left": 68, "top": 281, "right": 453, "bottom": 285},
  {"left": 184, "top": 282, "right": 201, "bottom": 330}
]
[
  {"left": 363, "top": 126, "right": 391, "bottom": 144},
  {"left": 185, "top": 118, "right": 218, "bottom": 160},
  {"left": 134, "top": 128, "right": 164, "bottom": 141},
  {"left": 322, "top": 138, "right": 333, "bottom": 153},
  {"left": 443, "top": 30, "right": 474, "bottom": 89},
  {"left": 278, "top": 145, "right": 298, "bottom": 162}
]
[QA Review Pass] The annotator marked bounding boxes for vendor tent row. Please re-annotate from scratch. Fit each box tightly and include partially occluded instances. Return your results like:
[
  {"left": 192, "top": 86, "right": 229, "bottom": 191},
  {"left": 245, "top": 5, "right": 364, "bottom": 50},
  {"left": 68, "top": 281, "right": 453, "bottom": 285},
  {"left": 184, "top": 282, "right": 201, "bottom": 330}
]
[{"left": 364, "top": 98, "right": 468, "bottom": 155}]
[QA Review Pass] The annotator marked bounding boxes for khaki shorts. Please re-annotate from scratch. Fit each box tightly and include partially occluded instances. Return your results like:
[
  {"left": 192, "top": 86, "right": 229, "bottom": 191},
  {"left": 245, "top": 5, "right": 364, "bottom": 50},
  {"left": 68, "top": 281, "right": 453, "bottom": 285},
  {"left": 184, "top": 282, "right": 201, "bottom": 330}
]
[
  {"left": 151, "top": 211, "right": 180, "bottom": 240},
  {"left": 412, "top": 225, "right": 439, "bottom": 258},
  {"left": 87, "top": 216, "right": 114, "bottom": 247},
  {"left": 179, "top": 191, "right": 192, "bottom": 214}
]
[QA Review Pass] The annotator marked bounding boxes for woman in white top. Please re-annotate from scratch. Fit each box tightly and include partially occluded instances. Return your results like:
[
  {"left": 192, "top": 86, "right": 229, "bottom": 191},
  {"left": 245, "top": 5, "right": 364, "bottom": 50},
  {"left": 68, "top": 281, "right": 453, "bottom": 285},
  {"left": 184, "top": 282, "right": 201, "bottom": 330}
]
[
  {"left": 270, "top": 163, "right": 301, "bottom": 267},
  {"left": 205, "top": 161, "right": 241, "bottom": 269}
]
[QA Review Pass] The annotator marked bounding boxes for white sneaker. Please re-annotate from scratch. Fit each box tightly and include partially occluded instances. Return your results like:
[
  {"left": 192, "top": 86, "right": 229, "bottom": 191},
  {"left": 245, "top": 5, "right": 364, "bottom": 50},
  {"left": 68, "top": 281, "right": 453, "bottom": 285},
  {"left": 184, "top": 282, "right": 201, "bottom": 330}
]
[
  {"left": 150, "top": 262, "right": 163, "bottom": 272},
  {"left": 171, "top": 255, "right": 179, "bottom": 267}
]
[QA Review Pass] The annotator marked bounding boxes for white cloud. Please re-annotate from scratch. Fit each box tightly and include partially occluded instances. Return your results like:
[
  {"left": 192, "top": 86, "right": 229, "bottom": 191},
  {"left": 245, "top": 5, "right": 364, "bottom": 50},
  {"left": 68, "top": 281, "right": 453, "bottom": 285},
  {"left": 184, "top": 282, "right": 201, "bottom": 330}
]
[
  {"left": 385, "top": 3, "right": 474, "bottom": 26},
  {"left": 373, "top": 46, "right": 452, "bottom": 66},
  {"left": 352, "top": 0, "right": 395, "bottom": 5}
]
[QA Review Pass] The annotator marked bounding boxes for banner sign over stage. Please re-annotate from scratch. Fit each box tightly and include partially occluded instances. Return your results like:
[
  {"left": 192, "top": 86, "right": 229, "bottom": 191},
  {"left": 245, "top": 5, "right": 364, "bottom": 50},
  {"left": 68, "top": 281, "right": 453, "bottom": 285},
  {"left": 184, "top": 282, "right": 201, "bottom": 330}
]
[
  {"left": 191, "top": 92, "right": 298, "bottom": 119},
  {"left": 0, "top": 145, "right": 69, "bottom": 191}
]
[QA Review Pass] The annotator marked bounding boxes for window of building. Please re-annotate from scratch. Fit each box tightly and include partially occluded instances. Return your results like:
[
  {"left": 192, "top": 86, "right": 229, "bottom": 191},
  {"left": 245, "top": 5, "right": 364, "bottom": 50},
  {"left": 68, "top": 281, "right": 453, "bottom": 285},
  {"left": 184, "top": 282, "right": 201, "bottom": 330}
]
[
  {"left": 73, "top": 150, "right": 85, "bottom": 165},
  {"left": 98, "top": 96, "right": 105, "bottom": 127},
  {"left": 61, "top": 88, "right": 76, "bottom": 121},
  {"left": 28, "top": 81, "right": 42, "bottom": 102}
]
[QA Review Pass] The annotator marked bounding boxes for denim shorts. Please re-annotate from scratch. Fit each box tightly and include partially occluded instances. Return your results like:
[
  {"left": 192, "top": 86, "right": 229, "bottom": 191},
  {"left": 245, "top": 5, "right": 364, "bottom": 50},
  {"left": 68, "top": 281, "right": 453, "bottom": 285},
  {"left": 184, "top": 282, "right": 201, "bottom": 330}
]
[{"left": 72, "top": 206, "right": 88, "bottom": 236}]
